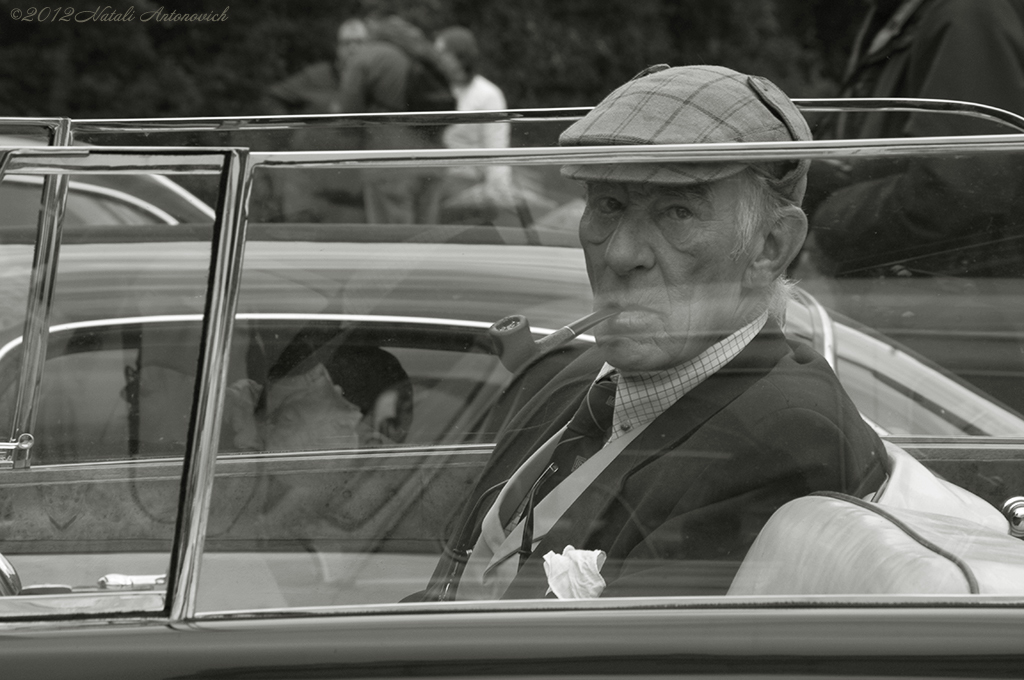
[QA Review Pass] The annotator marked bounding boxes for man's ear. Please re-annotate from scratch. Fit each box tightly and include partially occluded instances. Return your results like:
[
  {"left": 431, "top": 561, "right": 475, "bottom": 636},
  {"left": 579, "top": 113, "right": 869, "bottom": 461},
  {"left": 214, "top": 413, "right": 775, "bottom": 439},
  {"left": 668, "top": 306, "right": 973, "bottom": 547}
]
[{"left": 742, "top": 205, "right": 808, "bottom": 289}]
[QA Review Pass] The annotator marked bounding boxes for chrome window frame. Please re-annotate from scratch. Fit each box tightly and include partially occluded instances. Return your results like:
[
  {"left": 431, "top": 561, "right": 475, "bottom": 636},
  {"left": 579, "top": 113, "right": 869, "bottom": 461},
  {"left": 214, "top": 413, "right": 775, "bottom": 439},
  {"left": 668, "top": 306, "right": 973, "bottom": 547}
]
[{"left": 0, "top": 146, "right": 247, "bottom": 622}]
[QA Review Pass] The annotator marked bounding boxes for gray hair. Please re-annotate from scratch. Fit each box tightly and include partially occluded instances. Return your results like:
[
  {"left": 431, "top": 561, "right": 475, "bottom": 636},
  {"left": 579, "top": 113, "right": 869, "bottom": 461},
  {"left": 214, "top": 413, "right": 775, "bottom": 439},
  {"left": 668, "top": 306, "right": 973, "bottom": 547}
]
[{"left": 731, "top": 168, "right": 800, "bottom": 325}]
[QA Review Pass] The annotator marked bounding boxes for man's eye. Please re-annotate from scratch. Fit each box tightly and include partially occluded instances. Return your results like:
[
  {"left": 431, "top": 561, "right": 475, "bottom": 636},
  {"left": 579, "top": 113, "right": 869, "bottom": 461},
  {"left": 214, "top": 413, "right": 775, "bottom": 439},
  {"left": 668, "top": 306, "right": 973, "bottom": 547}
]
[
  {"left": 665, "top": 206, "right": 693, "bottom": 221},
  {"left": 593, "top": 196, "right": 624, "bottom": 213}
]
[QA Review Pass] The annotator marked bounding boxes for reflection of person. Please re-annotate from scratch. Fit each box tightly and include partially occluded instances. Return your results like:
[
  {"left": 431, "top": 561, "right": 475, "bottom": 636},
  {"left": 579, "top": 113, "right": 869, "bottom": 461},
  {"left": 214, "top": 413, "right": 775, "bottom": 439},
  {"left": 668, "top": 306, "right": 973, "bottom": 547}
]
[
  {"left": 236, "top": 343, "right": 416, "bottom": 548},
  {"left": 261, "top": 362, "right": 362, "bottom": 452},
  {"left": 807, "top": 0, "right": 1024, "bottom": 276},
  {"left": 223, "top": 342, "right": 413, "bottom": 452},
  {"left": 324, "top": 346, "right": 414, "bottom": 448},
  {"left": 422, "top": 65, "right": 886, "bottom": 601},
  {"left": 337, "top": 15, "right": 448, "bottom": 225},
  {"left": 264, "top": 59, "right": 342, "bottom": 116},
  {"left": 433, "top": 26, "right": 515, "bottom": 220},
  {"left": 261, "top": 19, "right": 367, "bottom": 223},
  {"left": 264, "top": 18, "right": 365, "bottom": 116}
]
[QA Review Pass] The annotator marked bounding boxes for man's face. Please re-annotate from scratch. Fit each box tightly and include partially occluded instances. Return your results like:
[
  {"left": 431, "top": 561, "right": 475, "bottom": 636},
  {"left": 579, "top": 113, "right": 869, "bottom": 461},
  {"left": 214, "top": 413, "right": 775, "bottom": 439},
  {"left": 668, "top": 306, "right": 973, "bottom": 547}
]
[
  {"left": 434, "top": 38, "right": 467, "bottom": 85},
  {"left": 264, "top": 365, "right": 362, "bottom": 452},
  {"left": 336, "top": 22, "right": 368, "bottom": 65},
  {"left": 580, "top": 176, "right": 760, "bottom": 373}
]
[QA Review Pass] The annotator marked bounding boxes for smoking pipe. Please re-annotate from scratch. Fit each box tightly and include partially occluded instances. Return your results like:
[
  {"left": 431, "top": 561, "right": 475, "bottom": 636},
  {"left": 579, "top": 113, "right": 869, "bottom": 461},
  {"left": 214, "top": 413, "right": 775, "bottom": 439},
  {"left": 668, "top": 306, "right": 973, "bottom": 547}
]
[{"left": 488, "top": 309, "right": 617, "bottom": 372}]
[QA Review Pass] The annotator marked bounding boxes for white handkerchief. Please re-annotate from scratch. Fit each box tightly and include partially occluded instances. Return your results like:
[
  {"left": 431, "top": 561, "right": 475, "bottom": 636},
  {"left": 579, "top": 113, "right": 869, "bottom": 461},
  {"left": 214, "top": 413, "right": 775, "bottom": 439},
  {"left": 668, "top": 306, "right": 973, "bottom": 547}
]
[{"left": 543, "top": 545, "right": 607, "bottom": 599}]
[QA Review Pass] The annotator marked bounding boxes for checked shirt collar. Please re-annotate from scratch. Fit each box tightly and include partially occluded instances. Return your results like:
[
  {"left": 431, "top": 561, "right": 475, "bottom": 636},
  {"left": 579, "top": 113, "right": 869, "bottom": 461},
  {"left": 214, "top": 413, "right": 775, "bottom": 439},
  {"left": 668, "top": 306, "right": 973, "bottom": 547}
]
[{"left": 599, "top": 313, "right": 768, "bottom": 443}]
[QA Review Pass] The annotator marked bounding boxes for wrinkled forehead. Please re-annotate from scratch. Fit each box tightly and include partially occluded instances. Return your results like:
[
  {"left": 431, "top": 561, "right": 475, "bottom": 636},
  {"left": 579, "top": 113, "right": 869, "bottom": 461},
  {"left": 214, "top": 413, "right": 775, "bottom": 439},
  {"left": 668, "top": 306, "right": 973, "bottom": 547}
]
[{"left": 585, "top": 179, "right": 714, "bottom": 199}]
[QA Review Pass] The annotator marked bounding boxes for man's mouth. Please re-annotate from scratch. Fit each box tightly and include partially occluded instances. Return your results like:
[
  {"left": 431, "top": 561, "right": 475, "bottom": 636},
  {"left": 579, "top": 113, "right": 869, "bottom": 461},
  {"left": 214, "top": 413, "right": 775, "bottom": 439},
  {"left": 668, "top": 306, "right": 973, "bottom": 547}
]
[{"left": 595, "top": 304, "right": 657, "bottom": 333}]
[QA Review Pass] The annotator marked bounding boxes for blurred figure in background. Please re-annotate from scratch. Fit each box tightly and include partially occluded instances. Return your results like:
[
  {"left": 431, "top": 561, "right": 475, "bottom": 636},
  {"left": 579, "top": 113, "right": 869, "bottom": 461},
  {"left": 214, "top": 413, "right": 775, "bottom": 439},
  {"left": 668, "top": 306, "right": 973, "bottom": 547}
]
[
  {"left": 338, "top": 14, "right": 454, "bottom": 225},
  {"left": 265, "top": 19, "right": 371, "bottom": 116},
  {"left": 434, "top": 26, "right": 515, "bottom": 223},
  {"left": 836, "top": 0, "right": 1024, "bottom": 138},
  {"left": 804, "top": 0, "right": 1024, "bottom": 277},
  {"left": 335, "top": 16, "right": 406, "bottom": 115},
  {"left": 435, "top": 26, "right": 508, "bottom": 146},
  {"left": 260, "top": 19, "right": 369, "bottom": 223}
]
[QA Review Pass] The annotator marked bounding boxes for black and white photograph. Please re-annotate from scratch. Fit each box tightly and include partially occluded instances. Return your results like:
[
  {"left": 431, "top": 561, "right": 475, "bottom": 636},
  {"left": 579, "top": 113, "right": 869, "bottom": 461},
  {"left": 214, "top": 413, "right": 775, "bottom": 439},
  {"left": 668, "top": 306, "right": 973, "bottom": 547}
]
[{"left": 2, "top": 0, "right": 1024, "bottom": 677}]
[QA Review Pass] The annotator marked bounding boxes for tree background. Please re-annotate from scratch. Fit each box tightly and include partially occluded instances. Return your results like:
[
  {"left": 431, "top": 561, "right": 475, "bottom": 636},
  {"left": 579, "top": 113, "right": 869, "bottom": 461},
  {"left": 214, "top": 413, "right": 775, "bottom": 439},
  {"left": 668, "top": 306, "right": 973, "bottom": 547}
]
[{"left": 0, "top": 0, "right": 867, "bottom": 118}]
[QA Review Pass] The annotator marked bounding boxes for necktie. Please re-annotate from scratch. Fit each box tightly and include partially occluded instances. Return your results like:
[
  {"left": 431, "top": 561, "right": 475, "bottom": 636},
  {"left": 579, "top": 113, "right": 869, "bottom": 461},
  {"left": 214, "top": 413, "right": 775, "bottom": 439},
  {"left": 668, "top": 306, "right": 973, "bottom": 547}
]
[
  {"left": 537, "top": 373, "right": 618, "bottom": 501},
  {"left": 510, "top": 374, "right": 617, "bottom": 568}
]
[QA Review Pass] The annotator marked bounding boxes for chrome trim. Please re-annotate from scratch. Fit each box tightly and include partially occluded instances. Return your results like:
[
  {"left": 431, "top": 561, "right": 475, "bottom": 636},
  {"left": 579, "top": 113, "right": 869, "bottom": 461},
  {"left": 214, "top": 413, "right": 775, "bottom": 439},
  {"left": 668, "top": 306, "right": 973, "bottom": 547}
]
[
  {"left": 70, "top": 107, "right": 591, "bottom": 133},
  {"left": 0, "top": 434, "right": 33, "bottom": 456},
  {"left": 0, "top": 312, "right": 570, "bottom": 364},
  {"left": 167, "top": 149, "right": 252, "bottom": 622},
  {"left": 1001, "top": 497, "right": 1024, "bottom": 538},
  {"left": 3, "top": 136, "right": 1024, "bottom": 174},
  {"left": 190, "top": 593, "right": 1024, "bottom": 621},
  {"left": 215, "top": 442, "right": 493, "bottom": 464},
  {"left": 0, "top": 117, "right": 68, "bottom": 142},
  {"left": 8, "top": 120, "right": 71, "bottom": 468},
  {"left": 0, "top": 453, "right": 184, "bottom": 477},
  {"left": 0, "top": 443, "right": 493, "bottom": 480},
  {"left": 0, "top": 591, "right": 165, "bottom": 619},
  {"left": 885, "top": 435, "right": 1024, "bottom": 448},
  {"left": 64, "top": 98, "right": 1024, "bottom": 134},
  {"left": 246, "top": 133, "right": 1024, "bottom": 170},
  {"left": 797, "top": 97, "right": 1024, "bottom": 132},
  {"left": 2, "top": 147, "right": 226, "bottom": 175}
]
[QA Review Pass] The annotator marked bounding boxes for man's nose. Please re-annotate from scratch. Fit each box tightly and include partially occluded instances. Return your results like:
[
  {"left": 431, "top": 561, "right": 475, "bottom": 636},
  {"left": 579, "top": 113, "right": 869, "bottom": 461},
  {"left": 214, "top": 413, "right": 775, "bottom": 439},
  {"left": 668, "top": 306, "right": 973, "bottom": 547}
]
[{"left": 601, "top": 213, "right": 655, "bottom": 275}]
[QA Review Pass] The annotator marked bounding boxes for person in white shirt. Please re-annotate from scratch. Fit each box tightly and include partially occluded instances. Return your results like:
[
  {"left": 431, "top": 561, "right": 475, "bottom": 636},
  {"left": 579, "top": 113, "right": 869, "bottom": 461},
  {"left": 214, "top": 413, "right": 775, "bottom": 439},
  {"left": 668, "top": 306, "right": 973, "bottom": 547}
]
[{"left": 434, "top": 26, "right": 516, "bottom": 221}]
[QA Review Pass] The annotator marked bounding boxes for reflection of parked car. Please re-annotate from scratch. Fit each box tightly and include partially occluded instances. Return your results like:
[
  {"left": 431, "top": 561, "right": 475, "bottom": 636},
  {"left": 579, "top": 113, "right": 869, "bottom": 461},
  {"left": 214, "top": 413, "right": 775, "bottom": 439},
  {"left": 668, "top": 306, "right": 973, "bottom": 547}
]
[
  {"left": 1, "top": 105, "right": 1024, "bottom": 677},
  {"left": 0, "top": 175, "right": 213, "bottom": 230},
  {"left": 0, "top": 137, "right": 214, "bottom": 235},
  {"left": 2, "top": 228, "right": 1020, "bottom": 459}
]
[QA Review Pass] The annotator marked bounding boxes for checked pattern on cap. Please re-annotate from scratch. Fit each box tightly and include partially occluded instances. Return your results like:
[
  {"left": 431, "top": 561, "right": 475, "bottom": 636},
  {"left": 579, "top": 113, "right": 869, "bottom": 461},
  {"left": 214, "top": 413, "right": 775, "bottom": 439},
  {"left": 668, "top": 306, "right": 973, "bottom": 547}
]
[{"left": 558, "top": 64, "right": 811, "bottom": 195}]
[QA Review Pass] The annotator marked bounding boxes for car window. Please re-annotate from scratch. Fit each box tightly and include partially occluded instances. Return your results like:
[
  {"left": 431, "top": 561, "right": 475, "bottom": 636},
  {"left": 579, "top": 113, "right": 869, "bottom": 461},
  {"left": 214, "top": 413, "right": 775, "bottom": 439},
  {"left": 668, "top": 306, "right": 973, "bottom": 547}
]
[
  {"left": 0, "top": 175, "right": 213, "bottom": 234},
  {"left": 188, "top": 126, "right": 1024, "bottom": 611},
  {"left": 0, "top": 147, "right": 228, "bottom": 617}
]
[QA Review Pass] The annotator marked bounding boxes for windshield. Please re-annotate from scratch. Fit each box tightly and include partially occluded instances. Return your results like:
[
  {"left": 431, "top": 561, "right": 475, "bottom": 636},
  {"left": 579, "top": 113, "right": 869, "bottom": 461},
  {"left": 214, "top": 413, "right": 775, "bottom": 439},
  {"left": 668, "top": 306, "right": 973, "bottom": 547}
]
[{"left": 1, "top": 108, "right": 1023, "bottom": 620}]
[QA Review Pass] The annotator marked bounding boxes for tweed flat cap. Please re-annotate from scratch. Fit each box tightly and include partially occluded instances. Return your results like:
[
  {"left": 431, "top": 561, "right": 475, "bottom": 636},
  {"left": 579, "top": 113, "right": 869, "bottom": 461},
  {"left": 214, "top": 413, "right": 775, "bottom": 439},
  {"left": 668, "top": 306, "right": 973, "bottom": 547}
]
[{"left": 560, "top": 65, "right": 811, "bottom": 202}]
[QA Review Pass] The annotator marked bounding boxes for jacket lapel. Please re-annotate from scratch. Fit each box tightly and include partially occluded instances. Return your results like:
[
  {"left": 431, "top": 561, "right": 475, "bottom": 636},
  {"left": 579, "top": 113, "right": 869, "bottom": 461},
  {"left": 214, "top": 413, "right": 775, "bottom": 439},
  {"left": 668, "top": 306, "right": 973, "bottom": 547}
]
[
  {"left": 503, "top": 322, "right": 792, "bottom": 598},
  {"left": 430, "top": 346, "right": 605, "bottom": 584},
  {"left": 474, "top": 347, "right": 605, "bottom": 493}
]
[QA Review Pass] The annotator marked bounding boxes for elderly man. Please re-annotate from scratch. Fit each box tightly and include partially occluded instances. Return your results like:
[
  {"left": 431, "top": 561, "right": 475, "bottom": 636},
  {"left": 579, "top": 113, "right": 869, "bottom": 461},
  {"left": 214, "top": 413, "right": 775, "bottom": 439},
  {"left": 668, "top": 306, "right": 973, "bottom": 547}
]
[{"left": 422, "top": 65, "right": 886, "bottom": 601}]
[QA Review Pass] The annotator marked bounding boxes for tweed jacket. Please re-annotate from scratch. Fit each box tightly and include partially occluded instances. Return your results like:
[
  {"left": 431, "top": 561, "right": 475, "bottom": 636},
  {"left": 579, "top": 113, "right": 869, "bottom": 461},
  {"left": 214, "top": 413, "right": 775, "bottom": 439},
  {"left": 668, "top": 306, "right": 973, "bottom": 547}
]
[{"left": 426, "top": 321, "right": 886, "bottom": 599}]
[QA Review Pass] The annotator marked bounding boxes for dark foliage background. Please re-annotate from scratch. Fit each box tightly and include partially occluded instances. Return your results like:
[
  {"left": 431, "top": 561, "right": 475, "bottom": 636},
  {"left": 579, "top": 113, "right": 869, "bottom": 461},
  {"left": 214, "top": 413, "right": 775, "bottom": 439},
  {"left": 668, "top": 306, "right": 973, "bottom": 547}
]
[{"left": 0, "top": 0, "right": 866, "bottom": 118}]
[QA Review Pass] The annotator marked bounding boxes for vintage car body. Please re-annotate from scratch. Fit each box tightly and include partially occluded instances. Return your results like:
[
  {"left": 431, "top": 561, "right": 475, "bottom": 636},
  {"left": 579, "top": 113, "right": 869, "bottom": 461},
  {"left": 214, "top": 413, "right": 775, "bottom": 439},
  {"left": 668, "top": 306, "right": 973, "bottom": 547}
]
[{"left": 1, "top": 102, "right": 1024, "bottom": 678}]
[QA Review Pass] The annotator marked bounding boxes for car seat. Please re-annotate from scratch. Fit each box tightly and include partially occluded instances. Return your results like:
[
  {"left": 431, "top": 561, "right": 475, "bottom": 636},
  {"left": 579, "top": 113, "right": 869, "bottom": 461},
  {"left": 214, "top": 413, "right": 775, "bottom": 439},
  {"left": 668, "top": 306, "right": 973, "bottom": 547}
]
[{"left": 729, "top": 441, "right": 1024, "bottom": 595}]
